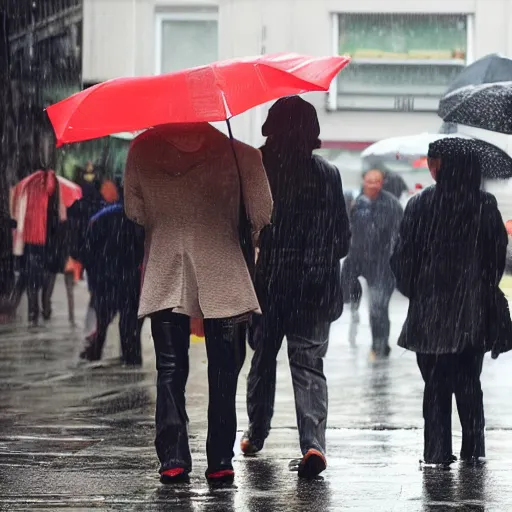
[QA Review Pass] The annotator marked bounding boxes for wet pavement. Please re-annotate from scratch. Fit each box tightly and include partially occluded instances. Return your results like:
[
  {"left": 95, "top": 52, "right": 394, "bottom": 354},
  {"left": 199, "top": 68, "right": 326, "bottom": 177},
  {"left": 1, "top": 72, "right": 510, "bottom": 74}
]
[{"left": 2, "top": 278, "right": 512, "bottom": 510}]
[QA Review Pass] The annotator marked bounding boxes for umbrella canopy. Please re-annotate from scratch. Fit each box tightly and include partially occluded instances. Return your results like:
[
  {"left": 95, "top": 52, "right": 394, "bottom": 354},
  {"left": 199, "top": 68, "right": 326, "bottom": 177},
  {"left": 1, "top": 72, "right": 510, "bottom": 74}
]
[
  {"left": 46, "top": 53, "right": 350, "bottom": 147},
  {"left": 362, "top": 133, "right": 512, "bottom": 179},
  {"left": 438, "top": 81, "right": 512, "bottom": 134},
  {"left": 445, "top": 53, "right": 512, "bottom": 94},
  {"left": 361, "top": 133, "right": 471, "bottom": 161}
]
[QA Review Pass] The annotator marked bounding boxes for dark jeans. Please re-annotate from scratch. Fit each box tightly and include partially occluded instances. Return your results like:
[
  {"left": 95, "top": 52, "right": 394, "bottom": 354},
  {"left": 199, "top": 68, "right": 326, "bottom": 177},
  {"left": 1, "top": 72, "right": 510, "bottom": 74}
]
[
  {"left": 416, "top": 351, "right": 485, "bottom": 463},
  {"left": 364, "top": 270, "right": 395, "bottom": 354},
  {"left": 247, "top": 305, "right": 330, "bottom": 455},
  {"left": 151, "top": 310, "right": 246, "bottom": 473},
  {"left": 83, "top": 279, "right": 142, "bottom": 364},
  {"left": 12, "top": 246, "right": 56, "bottom": 323}
]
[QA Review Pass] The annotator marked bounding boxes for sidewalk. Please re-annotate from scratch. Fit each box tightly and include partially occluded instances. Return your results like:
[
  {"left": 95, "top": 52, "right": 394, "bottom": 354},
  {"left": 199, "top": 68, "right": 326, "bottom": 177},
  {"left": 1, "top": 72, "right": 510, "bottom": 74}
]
[{"left": 2, "top": 277, "right": 512, "bottom": 510}]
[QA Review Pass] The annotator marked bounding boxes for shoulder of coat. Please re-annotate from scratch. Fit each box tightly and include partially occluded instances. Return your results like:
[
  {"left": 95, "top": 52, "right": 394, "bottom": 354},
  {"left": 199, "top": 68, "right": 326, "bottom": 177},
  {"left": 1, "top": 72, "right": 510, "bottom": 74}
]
[
  {"left": 311, "top": 154, "right": 342, "bottom": 184},
  {"left": 481, "top": 190, "right": 498, "bottom": 208}
]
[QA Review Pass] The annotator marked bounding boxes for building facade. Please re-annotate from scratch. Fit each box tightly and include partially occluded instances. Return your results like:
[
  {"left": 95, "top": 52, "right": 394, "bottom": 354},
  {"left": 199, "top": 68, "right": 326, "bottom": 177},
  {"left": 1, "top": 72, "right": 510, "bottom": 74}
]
[
  {"left": 82, "top": 0, "right": 512, "bottom": 150},
  {"left": 0, "top": 0, "right": 83, "bottom": 208}
]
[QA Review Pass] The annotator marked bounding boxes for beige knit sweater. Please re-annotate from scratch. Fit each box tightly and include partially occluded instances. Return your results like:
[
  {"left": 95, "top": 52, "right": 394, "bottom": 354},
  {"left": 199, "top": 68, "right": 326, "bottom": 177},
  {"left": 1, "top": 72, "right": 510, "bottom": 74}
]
[{"left": 124, "top": 123, "right": 273, "bottom": 319}]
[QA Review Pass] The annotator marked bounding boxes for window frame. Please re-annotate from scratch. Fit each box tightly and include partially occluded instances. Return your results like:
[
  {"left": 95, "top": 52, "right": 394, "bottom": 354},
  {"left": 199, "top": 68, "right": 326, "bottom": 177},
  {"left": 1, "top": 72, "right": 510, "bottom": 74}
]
[
  {"left": 154, "top": 10, "right": 219, "bottom": 75},
  {"left": 328, "top": 12, "right": 475, "bottom": 112}
]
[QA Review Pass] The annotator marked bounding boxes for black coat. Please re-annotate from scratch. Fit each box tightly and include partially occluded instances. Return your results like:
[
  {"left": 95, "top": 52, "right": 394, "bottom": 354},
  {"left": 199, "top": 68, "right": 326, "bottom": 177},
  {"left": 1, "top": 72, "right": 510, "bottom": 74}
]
[
  {"left": 82, "top": 203, "right": 145, "bottom": 295},
  {"left": 67, "top": 196, "right": 105, "bottom": 263},
  {"left": 383, "top": 171, "right": 408, "bottom": 199},
  {"left": 255, "top": 147, "right": 351, "bottom": 323},
  {"left": 391, "top": 187, "right": 511, "bottom": 355}
]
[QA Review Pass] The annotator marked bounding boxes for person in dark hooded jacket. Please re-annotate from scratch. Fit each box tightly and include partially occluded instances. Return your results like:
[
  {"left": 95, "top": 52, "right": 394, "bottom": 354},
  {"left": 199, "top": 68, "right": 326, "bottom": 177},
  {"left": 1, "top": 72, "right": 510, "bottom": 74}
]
[
  {"left": 67, "top": 179, "right": 104, "bottom": 263},
  {"left": 79, "top": 196, "right": 145, "bottom": 365},
  {"left": 391, "top": 137, "right": 512, "bottom": 465},
  {"left": 242, "top": 96, "right": 351, "bottom": 479}
]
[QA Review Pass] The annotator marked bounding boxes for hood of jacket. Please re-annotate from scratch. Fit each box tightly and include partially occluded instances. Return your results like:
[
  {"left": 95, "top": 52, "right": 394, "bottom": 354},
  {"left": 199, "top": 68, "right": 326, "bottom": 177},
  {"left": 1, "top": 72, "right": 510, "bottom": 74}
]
[{"left": 132, "top": 123, "right": 228, "bottom": 178}]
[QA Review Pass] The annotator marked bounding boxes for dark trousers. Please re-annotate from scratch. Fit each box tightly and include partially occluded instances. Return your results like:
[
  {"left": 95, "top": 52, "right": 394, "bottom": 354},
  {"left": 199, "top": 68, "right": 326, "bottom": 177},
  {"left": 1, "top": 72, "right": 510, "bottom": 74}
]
[
  {"left": 416, "top": 351, "right": 485, "bottom": 463},
  {"left": 247, "top": 305, "right": 330, "bottom": 455},
  {"left": 363, "top": 269, "right": 395, "bottom": 355},
  {"left": 84, "top": 279, "right": 142, "bottom": 364},
  {"left": 13, "top": 246, "right": 56, "bottom": 323},
  {"left": 150, "top": 310, "right": 246, "bottom": 473}
]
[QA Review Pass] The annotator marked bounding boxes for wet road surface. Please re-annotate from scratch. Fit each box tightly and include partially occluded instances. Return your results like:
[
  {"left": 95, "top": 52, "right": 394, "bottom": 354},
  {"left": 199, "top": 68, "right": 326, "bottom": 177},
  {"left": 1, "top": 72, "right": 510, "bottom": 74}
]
[{"left": 2, "top": 277, "right": 512, "bottom": 510}]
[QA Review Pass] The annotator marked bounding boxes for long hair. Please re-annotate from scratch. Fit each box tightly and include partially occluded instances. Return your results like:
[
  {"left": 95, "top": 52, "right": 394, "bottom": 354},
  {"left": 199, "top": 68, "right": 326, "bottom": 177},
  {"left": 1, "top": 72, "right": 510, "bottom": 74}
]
[{"left": 418, "top": 138, "right": 483, "bottom": 292}]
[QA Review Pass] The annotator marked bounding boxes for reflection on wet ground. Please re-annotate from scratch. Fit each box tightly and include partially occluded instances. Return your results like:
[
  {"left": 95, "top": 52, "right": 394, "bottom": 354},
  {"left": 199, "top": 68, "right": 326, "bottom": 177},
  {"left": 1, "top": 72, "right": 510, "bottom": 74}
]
[{"left": 2, "top": 278, "right": 512, "bottom": 510}]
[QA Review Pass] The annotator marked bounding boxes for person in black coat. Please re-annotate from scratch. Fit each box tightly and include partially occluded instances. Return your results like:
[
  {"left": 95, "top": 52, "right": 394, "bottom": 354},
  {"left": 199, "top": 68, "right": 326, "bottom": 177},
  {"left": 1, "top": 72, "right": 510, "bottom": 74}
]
[
  {"left": 390, "top": 137, "right": 512, "bottom": 465},
  {"left": 242, "top": 96, "right": 351, "bottom": 479},
  {"left": 79, "top": 199, "right": 145, "bottom": 365},
  {"left": 67, "top": 180, "right": 104, "bottom": 263},
  {"left": 342, "top": 169, "right": 403, "bottom": 357}
]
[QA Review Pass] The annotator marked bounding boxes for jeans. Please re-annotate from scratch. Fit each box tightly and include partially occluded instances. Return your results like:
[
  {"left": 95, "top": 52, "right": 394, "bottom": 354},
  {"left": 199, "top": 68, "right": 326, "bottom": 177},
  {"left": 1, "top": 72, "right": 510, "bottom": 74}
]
[
  {"left": 416, "top": 351, "right": 485, "bottom": 463},
  {"left": 247, "top": 305, "right": 330, "bottom": 455},
  {"left": 365, "top": 270, "right": 395, "bottom": 355},
  {"left": 150, "top": 310, "right": 246, "bottom": 473}
]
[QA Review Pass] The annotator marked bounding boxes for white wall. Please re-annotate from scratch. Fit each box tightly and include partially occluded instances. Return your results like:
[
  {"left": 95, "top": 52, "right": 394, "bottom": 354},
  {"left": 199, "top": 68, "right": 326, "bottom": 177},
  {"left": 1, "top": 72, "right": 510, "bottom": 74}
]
[{"left": 82, "top": 0, "right": 512, "bottom": 145}]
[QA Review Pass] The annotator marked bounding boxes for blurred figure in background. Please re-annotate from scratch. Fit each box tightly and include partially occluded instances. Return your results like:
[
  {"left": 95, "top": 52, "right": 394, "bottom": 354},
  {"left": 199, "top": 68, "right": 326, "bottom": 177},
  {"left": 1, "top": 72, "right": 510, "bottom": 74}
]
[
  {"left": 79, "top": 190, "right": 144, "bottom": 365},
  {"left": 10, "top": 169, "right": 62, "bottom": 326},
  {"left": 243, "top": 97, "right": 350, "bottom": 479},
  {"left": 342, "top": 169, "right": 403, "bottom": 358}
]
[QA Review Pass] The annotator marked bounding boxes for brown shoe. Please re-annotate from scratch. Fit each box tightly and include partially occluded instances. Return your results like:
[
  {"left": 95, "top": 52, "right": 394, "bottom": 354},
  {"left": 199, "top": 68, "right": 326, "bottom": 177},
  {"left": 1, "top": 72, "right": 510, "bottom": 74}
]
[
  {"left": 240, "top": 432, "right": 262, "bottom": 455},
  {"left": 297, "top": 449, "right": 327, "bottom": 479}
]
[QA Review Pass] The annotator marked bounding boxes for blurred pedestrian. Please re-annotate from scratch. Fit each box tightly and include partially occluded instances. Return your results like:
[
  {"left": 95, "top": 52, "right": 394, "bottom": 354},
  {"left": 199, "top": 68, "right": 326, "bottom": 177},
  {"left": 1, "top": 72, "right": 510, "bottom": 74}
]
[
  {"left": 10, "top": 169, "right": 64, "bottom": 326},
  {"left": 67, "top": 180, "right": 104, "bottom": 264},
  {"left": 124, "top": 122, "right": 272, "bottom": 484},
  {"left": 79, "top": 195, "right": 144, "bottom": 365},
  {"left": 391, "top": 137, "right": 512, "bottom": 466},
  {"left": 341, "top": 169, "right": 403, "bottom": 358},
  {"left": 242, "top": 97, "right": 351, "bottom": 478}
]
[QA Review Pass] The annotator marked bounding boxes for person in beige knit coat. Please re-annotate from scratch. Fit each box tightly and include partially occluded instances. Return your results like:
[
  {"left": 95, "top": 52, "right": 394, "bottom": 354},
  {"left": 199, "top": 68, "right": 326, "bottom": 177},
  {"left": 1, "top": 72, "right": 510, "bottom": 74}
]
[{"left": 124, "top": 122, "right": 272, "bottom": 485}]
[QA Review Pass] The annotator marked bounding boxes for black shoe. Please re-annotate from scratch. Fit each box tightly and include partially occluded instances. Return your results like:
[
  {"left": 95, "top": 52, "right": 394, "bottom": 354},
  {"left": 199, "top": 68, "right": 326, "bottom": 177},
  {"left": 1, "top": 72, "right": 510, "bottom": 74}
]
[
  {"left": 160, "top": 468, "right": 190, "bottom": 484},
  {"left": 421, "top": 454, "right": 457, "bottom": 468},
  {"left": 205, "top": 468, "right": 235, "bottom": 485},
  {"left": 460, "top": 456, "right": 485, "bottom": 466}
]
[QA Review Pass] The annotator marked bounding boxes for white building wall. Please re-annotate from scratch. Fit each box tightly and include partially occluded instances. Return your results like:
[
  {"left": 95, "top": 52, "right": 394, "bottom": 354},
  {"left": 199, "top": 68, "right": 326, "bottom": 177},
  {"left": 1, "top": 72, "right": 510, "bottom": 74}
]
[{"left": 82, "top": 0, "right": 512, "bottom": 146}]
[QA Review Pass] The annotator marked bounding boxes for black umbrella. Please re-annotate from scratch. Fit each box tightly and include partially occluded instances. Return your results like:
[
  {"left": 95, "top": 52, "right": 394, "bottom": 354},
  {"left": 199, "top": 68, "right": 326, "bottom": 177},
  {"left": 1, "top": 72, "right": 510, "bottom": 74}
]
[
  {"left": 437, "top": 137, "right": 512, "bottom": 180},
  {"left": 445, "top": 53, "right": 512, "bottom": 94},
  {"left": 438, "top": 82, "right": 512, "bottom": 134}
]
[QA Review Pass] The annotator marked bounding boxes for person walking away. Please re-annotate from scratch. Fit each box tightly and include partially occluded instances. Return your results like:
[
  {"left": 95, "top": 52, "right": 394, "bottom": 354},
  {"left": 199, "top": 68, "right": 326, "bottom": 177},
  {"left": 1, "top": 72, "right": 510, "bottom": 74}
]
[
  {"left": 124, "top": 122, "right": 272, "bottom": 485},
  {"left": 79, "top": 196, "right": 144, "bottom": 366},
  {"left": 341, "top": 169, "right": 403, "bottom": 358},
  {"left": 242, "top": 97, "right": 351, "bottom": 479},
  {"left": 68, "top": 179, "right": 108, "bottom": 332},
  {"left": 10, "top": 169, "right": 63, "bottom": 326},
  {"left": 67, "top": 180, "right": 104, "bottom": 265},
  {"left": 391, "top": 137, "right": 512, "bottom": 466}
]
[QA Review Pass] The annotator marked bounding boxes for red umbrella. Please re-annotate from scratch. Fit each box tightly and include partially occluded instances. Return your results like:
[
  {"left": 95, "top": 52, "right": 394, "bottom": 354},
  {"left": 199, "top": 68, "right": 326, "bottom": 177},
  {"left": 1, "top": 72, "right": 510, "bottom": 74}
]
[{"left": 46, "top": 52, "right": 350, "bottom": 146}]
